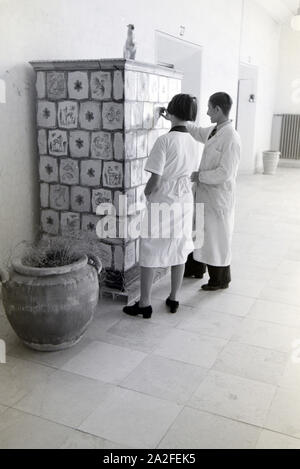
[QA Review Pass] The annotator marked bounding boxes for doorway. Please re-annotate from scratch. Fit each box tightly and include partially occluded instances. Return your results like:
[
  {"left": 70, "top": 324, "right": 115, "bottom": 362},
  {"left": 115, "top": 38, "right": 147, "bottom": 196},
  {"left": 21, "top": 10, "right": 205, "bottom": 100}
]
[
  {"left": 236, "top": 63, "right": 258, "bottom": 174},
  {"left": 155, "top": 31, "right": 203, "bottom": 124}
]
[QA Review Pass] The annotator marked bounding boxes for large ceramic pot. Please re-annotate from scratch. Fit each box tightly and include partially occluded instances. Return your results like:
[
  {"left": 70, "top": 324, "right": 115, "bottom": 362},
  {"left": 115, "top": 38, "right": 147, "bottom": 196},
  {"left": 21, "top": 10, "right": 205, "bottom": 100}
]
[{"left": 0, "top": 255, "right": 101, "bottom": 351}]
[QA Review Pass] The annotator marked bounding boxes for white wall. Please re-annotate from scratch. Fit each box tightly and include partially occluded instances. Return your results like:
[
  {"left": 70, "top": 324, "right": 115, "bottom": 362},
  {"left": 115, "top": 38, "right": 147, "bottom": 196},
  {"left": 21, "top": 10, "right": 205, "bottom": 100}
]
[
  {"left": 275, "top": 24, "right": 300, "bottom": 114},
  {"left": 0, "top": 0, "right": 281, "bottom": 266},
  {"left": 240, "top": 0, "right": 281, "bottom": 171}
]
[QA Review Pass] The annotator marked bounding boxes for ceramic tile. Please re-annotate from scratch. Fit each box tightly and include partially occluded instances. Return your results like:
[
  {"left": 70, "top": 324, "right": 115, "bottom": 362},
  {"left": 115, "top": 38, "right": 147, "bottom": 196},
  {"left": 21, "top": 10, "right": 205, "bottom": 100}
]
[
  {"left": 91, "top": 71, "right": 112, "bottom": 100},
  {"left": 142, "top": 158, "right": 151, "bottom": 184},
  {"left": 113, "top": 71, "right": 124, "bottom": 101},
  {"left": 121, "top": 354, "right": 207, "bottom": 405},
  {"left": 158, "top": 407, "right": 260, "bottom": 449},
  {"left": 37, "top": 101, "right": 56, "bottom": 128},
  {"left": 189, "top": 370, "right": 276, "bottom": 427},
  {"left": 47, "top": 71, "right": 67, "bottom": 100},
  {"left": 248, "top": 299, "right": 300, "bottom": 327},
  {"left": 256, "top": 430, "right": 300, "bottom": 449},
  {"left": 36, "top": 71, "right": 46, "bottom": 99},
  {"left": 92, "top": 188, "right": 112, "bottom": 213},
  {"left": 62, "top": 341, "right": 146, "bottom": 384},
  {"left": 81, "top": 159, "right": 102, "bottom": 187},
  {"left": 137, "top": 72, "right": 149, "bottom": 102},
  {"left": 68, "top": 71, "right": 89, "bottom": 100},
  {"left": 79, "top": 102, "right": 101, "bottom": 130},
  {"left": 82, "top": 214, "right": 100, "bottom": 238},
  {"left": 136, "top": 131, "right": 148, "bottom": 158},
  {"left": 178, "top": 310, "right": 243, "bottom": 340},
  {"left": 113, "top": 133, "right": 124, "bottom": 160},
  {"left": 154, "top": 329, "right": 227, "bottom": 368},
  {"left": 48, "top": 130, "right": 68, "bottom": 156},
  {"left": 58, "top": 101, "right": 79, "bottom": 129},
  {"left": 61, "top": 212, "right": 81, "bottom": 235},
  {"left": 15, "top": 369, "right": 113, "bottom": 428},
  {"left": 49, "top": 184, "right": 70, "bottom": 211},
  {"left": 70, "top": 186, "right": 91, "bottom": 213},
  {"left": 159, "top": 76, "right": 169, "bottom": 102},
  {"left": 124, "top": 162, "right": 131, "bottom": 188},
  {"left": 69, "top": 130, "right": 90, "bottom": 158},
  {"left": 91, "top": 131, "right": 113, "bottom": 160},
  {"left": 265, "top": 387, "right": 300, "bottom": 438},
  {"left": 37, "top": 129, "right": 48, "bottom": 155},
  {"left": 148, "top": 129, "right": 161, "bottom": 154},
  {"left": 0, "top": 408, "right": 74, "bottom": 449},
  {"left": 149, "top": 74, "right": 159, "bottom": 102},
  {"left": 39, "top": 156, "right": 58, "bottom": 183},
  {"left": 40, "top": 183, "right": 49, "bottom": 208},
  {"left": 0, "top": 355, "right": 55, "bottom": 406},
  {"left": 41, "top": 209, "right": 60, "bottom": 235},
  {"left": 102, "top": 162, "right": 123, "bottom": 189},
  {"left": 60, "top": 430, "right": 130, "bottom": 449},
  {"left": 124, "top": 242, "right": 136, "bottom": 270},
  {"left": 94, "top": 242, "right": 113, "bottom": 269},
  {"left": 59, "top": 158, "right": 79, "bottom": 185},
  {"left": 130, "top": 102, "right": 143, "bottom": 129},
  {"left": 114, "top": 245, "right": 124, "bottom": 271},
  {"left": 125, "top": 132, "right": 137, "bottom": 159},
  {"left": 79, "top": 386, "right": 181, "bottom": 449},
  {"left": 102, "top": 103, "right": 124, "bottom": 130},
  {"left": 125, "top": 71, "right": 137, "bottom": 101},
  {"left": 213, "top": 341, "right": 287, "bottom": 385},
  {"left": 143, "top": 102, "right": 154, "bottom": 129}
]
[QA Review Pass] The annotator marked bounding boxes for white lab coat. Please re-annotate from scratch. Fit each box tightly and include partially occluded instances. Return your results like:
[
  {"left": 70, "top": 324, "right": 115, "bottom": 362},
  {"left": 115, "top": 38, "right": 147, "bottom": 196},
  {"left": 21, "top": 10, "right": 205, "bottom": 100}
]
[
  {"left": 140, "top": 130, "right": 200, "bottom": 268},
  {"left": 187, "top": 121, "right": 241, "bottom": 267}
]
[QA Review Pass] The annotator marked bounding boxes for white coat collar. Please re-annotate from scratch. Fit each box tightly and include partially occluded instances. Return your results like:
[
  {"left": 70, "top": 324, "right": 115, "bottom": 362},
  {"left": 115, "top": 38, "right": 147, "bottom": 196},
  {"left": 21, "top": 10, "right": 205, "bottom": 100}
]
[{"left": 205, "top": 120, "right": 233, "bottom": 146}]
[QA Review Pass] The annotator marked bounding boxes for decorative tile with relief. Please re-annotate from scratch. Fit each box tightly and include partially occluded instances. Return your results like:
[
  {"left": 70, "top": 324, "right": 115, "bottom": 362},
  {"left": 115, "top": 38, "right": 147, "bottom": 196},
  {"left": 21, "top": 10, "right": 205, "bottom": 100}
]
[
  {"left": 41, "top": 209, "right": 60, "bottom": 235},
  {"left": 143, "top": 103, "right": 154, "bottom": 130},
  {"left": 159, "top": 76, "right": 169, "bottom": 103},
  {"left": 36, "top": 72, "right": 46, "bottom": 99},
  {"left": 37, "top": 101, "right": 56, "bottom": 128},
  {"left": 48, "top": 130, "right": 68, "bottom": 156},
  {"left": 47, "top": 72, "right": 67, "bottom": 100},
  {"left": 125, "top": 242, "right": 136, "bottom": 271},
  {"left": 114, "top": 133, "right": 124, "bottom": 161},
  {"left": 92, "top": 189, "right": 112, "bottom": 214},
  {"left": 113, "top": 71, "right": 124, "bottom": 101},
  {"left": 59, "top": 159, "right": 79, "bottom": 185},
  {"left": 130, "top": 103, "right": 143, "bottom": 129},
  {"left": 91, "top": 72, "right": 112, "bottom": 100},
  {"left": 58, "top": 101, "right": 78, "bottom": 129},
  {"left": 68, "top": 72, "right": 89, "bottom": 100},
  {"left": 38, "top": 129, "right": 48, "bottom": 155},
  {"left": 149, "top": 74, "right": 159, "bottom": 102},
  {"left": 71, "top": 186, "right": 91, "bottom": 213},
  {"left": 69, "top": 130, "right": 90, "bottom": 158},
  {"left": 81, "top": 160, "right": 102, "bottom": 187},
  {"left": 40, "top": 183, "right": 49, "bottom": 208},
  {"left": 103, "top": 162, "right": 123, "bottom": 189},
  {"left": 50, "top": 184, "right": 70, "bottom": 211},
  {"left": 61, "top": 212, "right": 81, "bottom": 234},
  {"left": 82, "top": 214, "right": 100, "bottom": 238},
  {"left": 102, "top": 103, "right": 124, "bottom": 131},
  {"left": 91, "top": 132, "right": 113, "bottom": 160},
  {"left": 125, "top": 71, "right": 137, "bottom": 101},
  {"left": 137, "top": 72, "right": 149, "bottom": 102},
  {"left": 79, "top": 102, "right": 101, "bottom": 130},
  {"left": 125, "top": 132, "right": 137, "bottom": 160},
  {"left": 131, "top": 159, "right": 143, "bottom": 187},
  {"left": 39, "top": 156, "right": 58, "bottom": 183},
  {"left": 136, "top": 131, "right": 148, "bottom": 158}
]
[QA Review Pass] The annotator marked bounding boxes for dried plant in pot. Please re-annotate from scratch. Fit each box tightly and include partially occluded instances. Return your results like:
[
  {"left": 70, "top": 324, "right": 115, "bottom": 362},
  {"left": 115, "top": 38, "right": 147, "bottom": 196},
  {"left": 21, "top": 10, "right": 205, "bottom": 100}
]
[{"left": 0, "top": 233, "right": 102, "bottom": 351}]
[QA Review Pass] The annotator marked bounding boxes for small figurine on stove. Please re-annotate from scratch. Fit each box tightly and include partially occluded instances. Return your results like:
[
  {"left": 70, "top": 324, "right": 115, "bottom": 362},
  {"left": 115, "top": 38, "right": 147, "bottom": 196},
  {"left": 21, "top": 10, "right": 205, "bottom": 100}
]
[{"left": 123, "top": 24, "right": 137, "bottom": 60}]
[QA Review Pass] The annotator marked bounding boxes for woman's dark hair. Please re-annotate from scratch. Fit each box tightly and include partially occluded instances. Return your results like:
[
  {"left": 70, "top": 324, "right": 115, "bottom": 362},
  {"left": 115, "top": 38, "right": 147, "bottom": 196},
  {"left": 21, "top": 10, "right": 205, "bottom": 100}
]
[
  {"left": 209, "top": 92, "right": 233, "bottom": 116},
  {"left": 167, "top": 94, "right": 198, "bottom": 122}
]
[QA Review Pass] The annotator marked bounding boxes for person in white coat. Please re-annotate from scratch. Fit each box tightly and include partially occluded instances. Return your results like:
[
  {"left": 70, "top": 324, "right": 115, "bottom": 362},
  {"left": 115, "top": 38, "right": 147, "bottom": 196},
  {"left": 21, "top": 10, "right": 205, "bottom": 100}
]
[
  {"left": 186, "top": 92, "right": 241, "bottom": 291},
  {"left": 123, "top": 94, "right": 200, "bottom": 319}
]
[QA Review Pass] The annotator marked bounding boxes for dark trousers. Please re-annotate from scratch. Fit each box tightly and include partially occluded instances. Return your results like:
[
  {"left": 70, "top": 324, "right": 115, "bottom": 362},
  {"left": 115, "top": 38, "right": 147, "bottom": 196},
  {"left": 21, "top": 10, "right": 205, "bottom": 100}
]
[{"left": 185, "top": 253, "right": 231, "bottom": 286}]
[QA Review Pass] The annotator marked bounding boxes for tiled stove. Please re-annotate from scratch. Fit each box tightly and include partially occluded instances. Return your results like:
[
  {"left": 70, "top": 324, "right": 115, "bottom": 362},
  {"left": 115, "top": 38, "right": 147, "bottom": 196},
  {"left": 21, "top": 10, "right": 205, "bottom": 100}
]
[{"left": 30, "top": 59, "right": 182, "bottom": 300}]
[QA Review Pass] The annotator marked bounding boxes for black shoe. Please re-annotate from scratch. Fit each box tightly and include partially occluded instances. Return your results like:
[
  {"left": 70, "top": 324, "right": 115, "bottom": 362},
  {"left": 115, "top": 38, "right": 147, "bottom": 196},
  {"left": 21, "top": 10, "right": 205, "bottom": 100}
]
[
  {"left": 201, "top": 284, "right": 229, "bottom": 291},
  {"left": 123, "top": 302, "right": 152, "bottom": 319},
  {"left": 184, "top": 272, "right": 204, "bottom": 279},
  {"left": 166, "top": 297, "right": 180, "bottom": 314}
]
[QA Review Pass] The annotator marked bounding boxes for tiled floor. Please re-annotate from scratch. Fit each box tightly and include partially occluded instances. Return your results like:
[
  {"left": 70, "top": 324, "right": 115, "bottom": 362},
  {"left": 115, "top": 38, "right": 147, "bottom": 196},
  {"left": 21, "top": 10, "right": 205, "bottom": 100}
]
[{"left": 1, "top": 167, "right": 300, "bottom": 448}]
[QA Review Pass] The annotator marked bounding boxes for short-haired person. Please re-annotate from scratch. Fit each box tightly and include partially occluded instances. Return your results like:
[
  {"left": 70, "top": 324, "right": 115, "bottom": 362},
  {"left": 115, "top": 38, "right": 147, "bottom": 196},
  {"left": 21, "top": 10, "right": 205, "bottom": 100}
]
[
  {"left": 123, "top": 94, "right": 200, "bottom": 319},
  {"left": 185, "top": 92, "right": 241, "bottom": 290}
]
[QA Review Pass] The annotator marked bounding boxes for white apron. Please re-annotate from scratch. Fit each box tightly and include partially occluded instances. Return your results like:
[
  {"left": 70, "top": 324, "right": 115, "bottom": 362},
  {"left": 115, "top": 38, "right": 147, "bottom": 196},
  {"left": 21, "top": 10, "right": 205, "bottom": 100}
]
[
  {"left": 187, "top": 122, "right": 241, "bottom": 267},
  {"left": 139, "top": 129, "right": 200, "bottom": 269}
]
